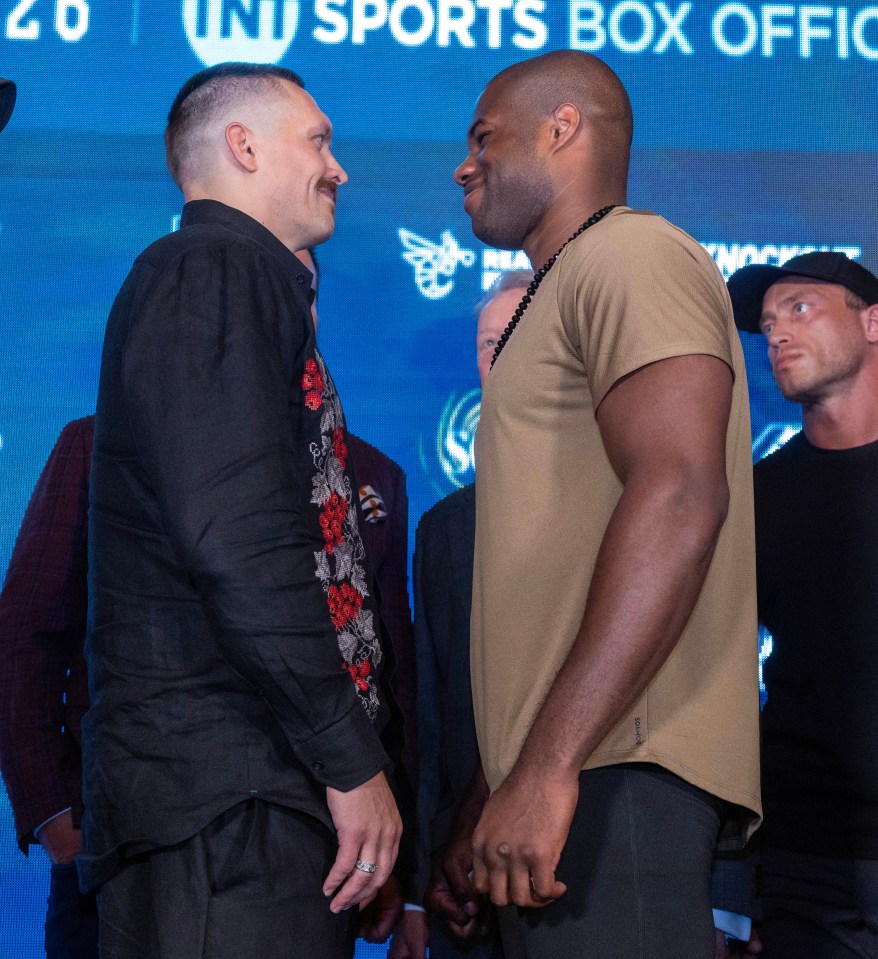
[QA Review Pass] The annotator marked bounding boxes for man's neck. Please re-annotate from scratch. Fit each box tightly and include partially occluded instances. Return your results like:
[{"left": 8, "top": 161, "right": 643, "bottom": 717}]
[
  {"left": 523, "top": 191, "right": 626, "bottom": 268},
  {"left": 802, "top": 378, "right": 878, "bottom": 450}
]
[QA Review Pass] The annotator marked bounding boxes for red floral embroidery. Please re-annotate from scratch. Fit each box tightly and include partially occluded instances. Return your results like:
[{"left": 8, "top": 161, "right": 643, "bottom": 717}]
[
  {"left": 328, "top": 582, "right": 364, "bottom": 629},
  {"left": 345, "top": 658, "right": 372, "bottom": 691},
  {"left": 332, "top": 427, "right": 348, "bottom": 469},
  {"left": 319, "top": 492, "right": 348, "bottom": 555},
  {"left": 301, "top": 358, "right": 325, "bottom": 411}
]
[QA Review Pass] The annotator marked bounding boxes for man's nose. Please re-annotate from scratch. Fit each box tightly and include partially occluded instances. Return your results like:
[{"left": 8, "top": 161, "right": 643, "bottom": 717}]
[
  {"left": 326, "top": 150, "right": 348, "bottom": 185},
  {"left": 454, "top": 154, "right": 475, "bottom": 186},
  {"left": 767, "top": 321, "right": 790, "bottom": 347}
]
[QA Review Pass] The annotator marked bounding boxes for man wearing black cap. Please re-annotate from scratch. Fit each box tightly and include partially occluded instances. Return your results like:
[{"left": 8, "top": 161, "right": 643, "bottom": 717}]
[
  {"left": 728, "top": 252, "right": 878, "bottom": 958},
  {"left": 0, "top": 78, "right": 16, "bottom": 132}
]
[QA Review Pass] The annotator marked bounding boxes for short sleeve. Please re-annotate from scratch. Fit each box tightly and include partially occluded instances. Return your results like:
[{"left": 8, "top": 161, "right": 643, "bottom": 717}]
[{"left": 556, "top": 212, "right": 735, "bottom": 408}]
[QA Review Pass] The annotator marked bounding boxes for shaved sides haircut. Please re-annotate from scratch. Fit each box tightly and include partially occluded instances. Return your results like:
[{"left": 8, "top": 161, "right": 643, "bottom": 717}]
[
  {"left": 493, "top": 50, "right": 633, "bottom": 172},
  {"left": 165, "top": 62, "right": 304, "bottom": 187}
]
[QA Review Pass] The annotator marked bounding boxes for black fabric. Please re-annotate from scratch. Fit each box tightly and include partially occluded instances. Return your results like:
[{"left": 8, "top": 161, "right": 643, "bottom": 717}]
[
  {"left": 760, "top": 845, "right": 878, "bottom": 958},
  {"left": 496, "top": 764, "right": 723, "bottom": 959},
  {"left": 413, "top": 486, "right": 481, "bottom": 895},
  {"left": 45, "top": 863, "right": 98, "bottom": 959},
  {"left": 756, "top": 432, "right": 878, "bottom": 859},
  {"left": 96, "top": 799, "right": 357, "bottom": 959},
  {"left": 81, "top": 200, "right": 390, "bottom": 892}
]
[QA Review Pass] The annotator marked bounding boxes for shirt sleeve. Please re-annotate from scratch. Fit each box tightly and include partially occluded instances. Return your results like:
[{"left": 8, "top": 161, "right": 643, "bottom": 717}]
[
  {"left": 556, "top": 214, "right": 735, "bottom": 409},
  {"left": 121, "top": 243, "right": 388, "bottom": 792},
  {"left": 0, "top": 419, "right": 91, "bottom": 848}
]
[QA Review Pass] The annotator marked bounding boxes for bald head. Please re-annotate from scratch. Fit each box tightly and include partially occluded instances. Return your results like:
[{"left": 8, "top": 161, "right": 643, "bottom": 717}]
[
  {"left": 489, "top": 51, "right": 633, "bottom": 177},
  {"left": 456, "top": 53, "right": 632, "bottom": 262}
]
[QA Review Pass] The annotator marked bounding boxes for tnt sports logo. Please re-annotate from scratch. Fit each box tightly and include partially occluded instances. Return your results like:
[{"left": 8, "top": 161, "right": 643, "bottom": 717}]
[
  {"left": 183, "top": 0, "right": 300, "bottom": 67},
  {"left": 399, "top": 228, "right": 476, "bottom": 300}
]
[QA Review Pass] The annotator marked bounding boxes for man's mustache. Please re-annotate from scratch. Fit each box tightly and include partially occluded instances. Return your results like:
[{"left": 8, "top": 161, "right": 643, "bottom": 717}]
[{"left": 317, "top": 179, "right": 338, "bottom": 202}]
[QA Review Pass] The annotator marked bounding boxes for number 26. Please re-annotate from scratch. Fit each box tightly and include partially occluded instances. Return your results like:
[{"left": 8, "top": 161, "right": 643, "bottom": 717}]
[{"left": 6, "top": 0, "right": 90, "bottom": 42}]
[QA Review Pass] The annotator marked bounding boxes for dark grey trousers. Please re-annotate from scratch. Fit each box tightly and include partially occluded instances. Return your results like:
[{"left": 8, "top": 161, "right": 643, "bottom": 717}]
[
  {"left": 497, "top": 763, "right": 724, "bottom": 959},
  {"left": 96, "top": 799, "right": 355, "bottom": 959}
]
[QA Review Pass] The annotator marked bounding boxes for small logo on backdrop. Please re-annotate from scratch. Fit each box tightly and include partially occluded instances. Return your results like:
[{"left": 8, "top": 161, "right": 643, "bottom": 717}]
[
  {"left": 399, "top": 228, "right": 476, "bottom": 300},
  {"left": 420, "top": 389, "right": 481, "bottom": 494},
  {"left": 359, "top": 485, "right": 387, "bottom": 524},
  {"left": 182, "top": 0, "right": 300, "bottom": 67}
]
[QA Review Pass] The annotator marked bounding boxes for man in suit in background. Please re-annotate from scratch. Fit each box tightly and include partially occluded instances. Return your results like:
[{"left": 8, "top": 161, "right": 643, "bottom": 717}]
[
  {"left": 0, "top": 77, "right": 97, "bottom": 959},
  {"left": 413, "top": 271, "right": 531, "bottom": 959},
  {"left": 0, "top": 418, "right": 98, "bottom": 959}
]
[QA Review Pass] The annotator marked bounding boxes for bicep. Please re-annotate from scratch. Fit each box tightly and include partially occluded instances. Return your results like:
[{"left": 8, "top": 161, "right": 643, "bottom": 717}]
[{"left": 596, "top": 353, "right": 733, "bottom": 487}]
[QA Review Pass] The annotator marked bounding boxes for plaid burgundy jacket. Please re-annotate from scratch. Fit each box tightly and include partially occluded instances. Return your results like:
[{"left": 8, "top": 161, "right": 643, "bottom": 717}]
[{"left": 0, "top": 416, "right": 92, "bottom": 851}]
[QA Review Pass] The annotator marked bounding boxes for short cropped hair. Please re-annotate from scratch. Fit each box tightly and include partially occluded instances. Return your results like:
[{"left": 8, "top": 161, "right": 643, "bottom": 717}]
[
  {"left": 165, "top": 62, "right": 304, "bottom": 186},
  {"left": 845, "top": 288, "right": 869, "bottom": 312},
  {"left": 476, "top": 269, "right": 533, "bottom": 317}
]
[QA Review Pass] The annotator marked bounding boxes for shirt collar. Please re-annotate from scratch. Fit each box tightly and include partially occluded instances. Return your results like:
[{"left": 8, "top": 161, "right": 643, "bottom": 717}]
[{"left": 179, "top": 199, "right": 313, "bottom": 292}]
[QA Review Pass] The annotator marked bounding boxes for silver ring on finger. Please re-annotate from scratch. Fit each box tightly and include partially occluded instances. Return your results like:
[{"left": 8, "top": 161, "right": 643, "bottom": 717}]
[{"left": 354, "top": 859, "right": 377, "bottom": 874}]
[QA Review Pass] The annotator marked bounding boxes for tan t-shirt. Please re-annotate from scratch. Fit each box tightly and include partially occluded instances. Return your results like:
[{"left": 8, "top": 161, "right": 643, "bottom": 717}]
[{"left": 471, "top": 207, "right": 761, "bottom": 846}]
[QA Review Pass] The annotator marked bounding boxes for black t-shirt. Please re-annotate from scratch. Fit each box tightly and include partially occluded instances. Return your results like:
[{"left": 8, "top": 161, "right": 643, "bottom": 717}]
[{"left": 757, "top": 431, "right": 878, "bottom": 858}]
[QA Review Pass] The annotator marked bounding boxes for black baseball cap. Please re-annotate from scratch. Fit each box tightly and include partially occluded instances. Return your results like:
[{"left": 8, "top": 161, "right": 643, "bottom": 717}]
[
  {"left": 0, "top": 79, "right": 15, "bottom": 132},
  {"left": 728, "top": 252, "right": 878, "bottom": 333}
]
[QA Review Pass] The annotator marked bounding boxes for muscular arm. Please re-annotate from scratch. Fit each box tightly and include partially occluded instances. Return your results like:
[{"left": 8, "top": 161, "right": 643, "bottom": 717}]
[{"left": 472, "top": 353, "right": 733, "bottom": 907}]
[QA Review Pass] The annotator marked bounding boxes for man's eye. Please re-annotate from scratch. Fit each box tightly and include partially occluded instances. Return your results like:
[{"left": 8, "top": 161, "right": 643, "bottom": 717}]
[
  {"left": 477, "top": 131, "right": 490, "bottom": 146},
  {"left": 793, "top": 302, "right": 808, "bottom": 314},
  {"left": 482, "top": 338, "right": 496, "bottom": 348},
  {"left": 760, "top": 323, "right": 773, "bottom": 337}
]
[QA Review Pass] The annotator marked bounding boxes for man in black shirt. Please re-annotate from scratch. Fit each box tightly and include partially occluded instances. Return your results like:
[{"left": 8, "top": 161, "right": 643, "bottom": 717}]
[
  {"left": 82, "top": 63, "right": 401, "bottom": 958},
  {"left": 728, "top": 252, "right": 878, "bottom": 958}
]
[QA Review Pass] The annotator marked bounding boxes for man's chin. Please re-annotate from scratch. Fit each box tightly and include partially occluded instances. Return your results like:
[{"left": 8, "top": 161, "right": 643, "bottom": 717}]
[
  {"left": 306, "top": 219, "right": 335, "bottom": 248},
  {"left": 470, "top": 216, "right": 522, "bottom": 251}
]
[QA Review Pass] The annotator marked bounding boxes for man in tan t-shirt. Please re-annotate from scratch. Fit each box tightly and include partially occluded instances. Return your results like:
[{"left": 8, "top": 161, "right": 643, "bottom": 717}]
[{"left": 452, "top": 51, "right": 761, "bottom": 958}]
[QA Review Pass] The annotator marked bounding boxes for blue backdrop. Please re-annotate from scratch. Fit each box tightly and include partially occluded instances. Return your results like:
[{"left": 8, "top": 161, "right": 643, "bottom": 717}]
[{"left": 1, "top": 0, "right": 876, "bottom": 953}]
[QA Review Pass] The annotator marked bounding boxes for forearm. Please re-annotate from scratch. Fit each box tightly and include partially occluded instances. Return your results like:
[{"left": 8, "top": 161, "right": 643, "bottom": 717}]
[{"left": 515, "top": 472, "right": 728, "bottom": 782}]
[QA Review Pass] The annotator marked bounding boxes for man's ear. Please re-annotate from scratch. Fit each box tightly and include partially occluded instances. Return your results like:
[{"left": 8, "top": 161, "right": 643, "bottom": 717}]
[
  {"left": 864, "top": 303, "right": 878, "bottom": 343},
  {"left": 225, "top": 122, "right": 258, "bottom": 172},
  {"left": 549, "top": 103, "right": 580, "bottom": 150}
]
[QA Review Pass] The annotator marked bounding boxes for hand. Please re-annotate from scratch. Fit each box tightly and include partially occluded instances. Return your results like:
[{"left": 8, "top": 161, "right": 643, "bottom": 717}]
[
  {"left": 424, "top": 831, "right": 483, "bottom": 940},
  {"left": 471, "top": 769, "right": 576, "bottom": 908},
  {"left": 36, "top": 811, "right": 82, "bottom": 865},
  {"left": 387, "top": 909, "right": 429, "bottom": 959},
  {"left": 714, "top": 925, "right": 763, "bottom": 957},
  {"left": 425, "top": 766, "right": 492, "bottom": 940},
  {"left": 323, "top": 771, "right": 402, "bottom": 914},
  {"left": 359, "top": 874, "right": 404, "bottom": 943}
]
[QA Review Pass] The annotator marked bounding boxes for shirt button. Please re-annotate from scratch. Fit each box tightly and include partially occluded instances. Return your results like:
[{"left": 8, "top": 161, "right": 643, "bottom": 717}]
[
  {"left": 312, "top": 761, "right": 324, "bottom": 772},
  {"left": 249, "top": 788, "right": 258, "bottom": 797}
]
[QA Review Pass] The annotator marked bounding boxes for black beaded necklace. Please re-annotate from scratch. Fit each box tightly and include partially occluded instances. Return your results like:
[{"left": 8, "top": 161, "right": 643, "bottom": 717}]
[{"left": 490, "top": 205, "right": 616, "bottom": 370}]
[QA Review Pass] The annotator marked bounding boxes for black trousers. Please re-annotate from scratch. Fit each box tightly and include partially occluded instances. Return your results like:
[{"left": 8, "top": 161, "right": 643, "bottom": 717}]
[
  {"left": 497, "top": 764, "right": 724, "bottom": 959},
  {"left": 46, "top": 862, "right": 99, "bottom": 959},
  {"left": 761, "top": 845, "right": 878, "bottom": 959},
  {"left": 96, "top": 800, "right": 355, "bottom": 959}
]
